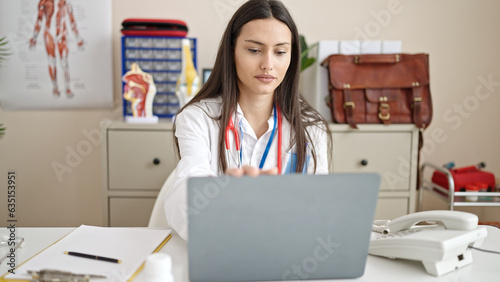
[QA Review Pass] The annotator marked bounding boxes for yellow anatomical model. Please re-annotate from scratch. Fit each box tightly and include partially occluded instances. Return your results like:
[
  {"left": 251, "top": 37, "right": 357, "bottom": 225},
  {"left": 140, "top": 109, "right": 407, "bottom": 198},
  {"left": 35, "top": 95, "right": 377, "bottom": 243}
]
[{"left": 176, "top": 39, "right": 199, "bottom": 108}]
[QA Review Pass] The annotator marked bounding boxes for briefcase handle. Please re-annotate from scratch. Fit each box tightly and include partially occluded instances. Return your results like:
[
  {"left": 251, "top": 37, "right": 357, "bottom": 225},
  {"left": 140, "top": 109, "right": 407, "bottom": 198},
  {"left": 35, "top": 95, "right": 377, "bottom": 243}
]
[{"left": 354, "top": 54, "right": 400, "bottom": 64}]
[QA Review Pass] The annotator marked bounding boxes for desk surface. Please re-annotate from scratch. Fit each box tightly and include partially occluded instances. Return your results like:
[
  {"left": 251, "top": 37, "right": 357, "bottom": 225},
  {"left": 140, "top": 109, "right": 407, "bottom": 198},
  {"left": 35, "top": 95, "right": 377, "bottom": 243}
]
[{"left": 1, "top": 226, "right": 499, "bottom": 281}]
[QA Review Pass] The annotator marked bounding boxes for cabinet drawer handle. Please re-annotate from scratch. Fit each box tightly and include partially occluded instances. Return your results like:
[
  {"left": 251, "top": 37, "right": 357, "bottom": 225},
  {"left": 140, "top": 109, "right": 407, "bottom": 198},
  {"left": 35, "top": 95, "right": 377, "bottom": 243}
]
[
  {"left": 360, "top": 159, "right": 368, "bottom": 166},
  {"left": 153, "top": 158, "right": 161, "bottom": 165}
]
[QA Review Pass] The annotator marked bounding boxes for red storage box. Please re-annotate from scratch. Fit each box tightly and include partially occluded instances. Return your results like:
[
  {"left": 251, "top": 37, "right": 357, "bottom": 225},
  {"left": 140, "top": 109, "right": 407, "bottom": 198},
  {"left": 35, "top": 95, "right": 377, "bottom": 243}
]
[
  {"left": 431, "top": 165, "right": 495, "bottom": 192},
  {"left": 121, "top": 19, "right": 188, "bottom": 37}
]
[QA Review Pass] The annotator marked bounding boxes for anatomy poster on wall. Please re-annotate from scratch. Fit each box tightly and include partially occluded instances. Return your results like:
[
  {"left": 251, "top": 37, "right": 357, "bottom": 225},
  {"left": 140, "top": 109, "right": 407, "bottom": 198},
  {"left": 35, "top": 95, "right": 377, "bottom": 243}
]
[{"left": 0, "top": 0, "right": 113, "bottom": 110}]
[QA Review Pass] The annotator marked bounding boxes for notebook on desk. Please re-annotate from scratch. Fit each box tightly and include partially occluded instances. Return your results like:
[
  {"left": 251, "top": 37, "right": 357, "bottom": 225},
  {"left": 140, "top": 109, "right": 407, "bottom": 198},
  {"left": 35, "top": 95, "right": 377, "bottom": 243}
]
[
  {"left": 187, "top": 173, "right": 381, "bottom": 282},
  {"left": 2, "top": 225, "right": 172, "bottom": 281}
]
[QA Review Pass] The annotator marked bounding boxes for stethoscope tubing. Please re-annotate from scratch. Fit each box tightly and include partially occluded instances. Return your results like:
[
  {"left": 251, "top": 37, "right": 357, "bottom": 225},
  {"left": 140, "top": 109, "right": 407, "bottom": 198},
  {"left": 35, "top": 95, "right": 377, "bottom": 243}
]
[{"left": 225, "top": 104, "right": 282, "bottom": 173}]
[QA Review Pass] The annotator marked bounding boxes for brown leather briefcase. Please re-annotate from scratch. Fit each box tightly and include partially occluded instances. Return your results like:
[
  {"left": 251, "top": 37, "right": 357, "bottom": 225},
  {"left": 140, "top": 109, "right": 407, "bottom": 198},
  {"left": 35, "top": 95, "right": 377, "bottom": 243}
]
[{"left": 322, "top": 53, "right": 432, "bottom": 129}]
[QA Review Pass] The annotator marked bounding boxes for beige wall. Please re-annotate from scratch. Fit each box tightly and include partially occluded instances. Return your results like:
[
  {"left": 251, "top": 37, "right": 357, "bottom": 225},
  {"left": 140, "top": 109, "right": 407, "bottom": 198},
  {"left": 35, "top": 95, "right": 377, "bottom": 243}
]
[{"left": 1, "top": 0, "right": 499, "bottom": 227}]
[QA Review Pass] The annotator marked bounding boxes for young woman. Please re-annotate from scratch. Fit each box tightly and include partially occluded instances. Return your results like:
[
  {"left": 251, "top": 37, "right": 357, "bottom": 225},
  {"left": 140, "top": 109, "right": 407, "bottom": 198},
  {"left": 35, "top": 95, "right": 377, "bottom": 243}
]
[{"left": 164, "top": 0, "right": 332, "bottom": 240}]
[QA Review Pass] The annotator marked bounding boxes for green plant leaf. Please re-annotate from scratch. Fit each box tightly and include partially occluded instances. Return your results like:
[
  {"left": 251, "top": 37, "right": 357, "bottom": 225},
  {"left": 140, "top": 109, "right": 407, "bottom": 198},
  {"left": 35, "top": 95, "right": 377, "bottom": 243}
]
[
  {"left": 299, "top": 34, "right": 316, "bottom": 72},
  {"left": 0, "top": 36, "right": 11, "bottom": 64},
  {"left": 0, "top": 36, "right": 8, "bottom": 49},
  {"left": 300, "top": 58, "right": 315, "bottom": 72},
  {"left": 299, "top": 35, "right": 307, "bottom": 53},
  {"left": 0, "top": 124, "right": 5, "bottom": 138}
]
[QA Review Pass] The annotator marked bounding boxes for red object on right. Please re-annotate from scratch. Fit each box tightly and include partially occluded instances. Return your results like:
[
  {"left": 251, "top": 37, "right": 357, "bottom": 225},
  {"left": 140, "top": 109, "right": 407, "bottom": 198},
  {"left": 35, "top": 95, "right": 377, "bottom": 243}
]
[{"left": 432, "top": 165, "right": 495, "bottom": 192}]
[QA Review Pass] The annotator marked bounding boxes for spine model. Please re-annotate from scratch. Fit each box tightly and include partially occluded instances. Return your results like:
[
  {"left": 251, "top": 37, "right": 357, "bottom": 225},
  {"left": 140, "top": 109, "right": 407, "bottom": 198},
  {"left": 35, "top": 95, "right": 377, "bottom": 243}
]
[{"left": 176, "top": 38, "right": 199, "bottom": 108}]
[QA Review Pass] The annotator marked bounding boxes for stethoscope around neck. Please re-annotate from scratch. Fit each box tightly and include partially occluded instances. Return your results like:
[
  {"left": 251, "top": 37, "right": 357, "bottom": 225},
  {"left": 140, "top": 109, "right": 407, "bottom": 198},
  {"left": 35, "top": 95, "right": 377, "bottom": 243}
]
[{"left": 225, "top": 103, "right": 283, "bottom": 173}]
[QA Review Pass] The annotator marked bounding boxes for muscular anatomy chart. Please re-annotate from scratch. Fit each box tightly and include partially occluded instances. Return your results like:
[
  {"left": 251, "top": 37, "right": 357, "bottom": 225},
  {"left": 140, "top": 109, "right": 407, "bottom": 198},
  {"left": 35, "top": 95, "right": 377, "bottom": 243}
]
[
  {"left": 29, "top": 0, "right": 84, "bottom": 97},
  {"left": 0, "top": 0, "right": 112, "bottom": 110}
]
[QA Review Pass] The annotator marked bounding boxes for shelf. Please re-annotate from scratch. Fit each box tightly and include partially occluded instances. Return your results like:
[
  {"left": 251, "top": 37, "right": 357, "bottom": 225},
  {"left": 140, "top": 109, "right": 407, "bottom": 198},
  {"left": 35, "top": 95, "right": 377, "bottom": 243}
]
[
  {"left": 121, "top": 36, "right": 197, "bottom": 118},
  {"left": 418, "top": 162, "right": 500, "bottom": 210}
]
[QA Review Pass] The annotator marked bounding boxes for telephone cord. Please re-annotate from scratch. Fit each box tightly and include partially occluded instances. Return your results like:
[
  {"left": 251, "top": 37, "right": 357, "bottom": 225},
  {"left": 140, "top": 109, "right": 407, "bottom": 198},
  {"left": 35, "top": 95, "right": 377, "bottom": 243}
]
[{"left": 469, "top": 246, "right": 500, "bottom": 255}]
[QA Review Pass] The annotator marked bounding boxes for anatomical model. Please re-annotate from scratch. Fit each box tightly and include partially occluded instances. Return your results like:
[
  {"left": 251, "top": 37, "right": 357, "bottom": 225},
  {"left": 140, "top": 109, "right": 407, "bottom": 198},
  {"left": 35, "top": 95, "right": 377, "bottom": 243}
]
[
  {"left": 122, "top": 63, "right": 157, "bottom": 118},
  {"left": 175, "top": 38, "right": 199, "bottom": 107}
]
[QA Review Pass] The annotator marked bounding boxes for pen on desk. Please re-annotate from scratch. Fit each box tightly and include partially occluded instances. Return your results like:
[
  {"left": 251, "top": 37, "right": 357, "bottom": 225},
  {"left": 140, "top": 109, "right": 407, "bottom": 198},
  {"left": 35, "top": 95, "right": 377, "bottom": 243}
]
[{"left": 64, "top": 251, "right": 122, "bottom": 263}]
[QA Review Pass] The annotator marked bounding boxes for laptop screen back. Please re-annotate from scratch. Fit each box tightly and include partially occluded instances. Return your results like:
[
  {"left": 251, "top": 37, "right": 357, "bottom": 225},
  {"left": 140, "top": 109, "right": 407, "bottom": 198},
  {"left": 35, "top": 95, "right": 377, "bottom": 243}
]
[{"left": 188, "top": 173, "right": 380, "bottom": 282}]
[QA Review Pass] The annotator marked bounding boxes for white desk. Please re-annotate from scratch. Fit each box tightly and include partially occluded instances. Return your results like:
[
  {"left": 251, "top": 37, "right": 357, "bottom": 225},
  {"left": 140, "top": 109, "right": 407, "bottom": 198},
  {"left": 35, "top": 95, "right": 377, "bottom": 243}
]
[{"left": 2, "top": 226, "right": 499, "bottom": 281}]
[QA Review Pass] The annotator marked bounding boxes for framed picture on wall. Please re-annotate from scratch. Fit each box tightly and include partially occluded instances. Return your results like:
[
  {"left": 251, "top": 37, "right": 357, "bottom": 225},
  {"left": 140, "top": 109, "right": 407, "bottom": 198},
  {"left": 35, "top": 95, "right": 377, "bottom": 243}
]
[{"left": 0, "top": 0, "right": 113, "bottom": 110}]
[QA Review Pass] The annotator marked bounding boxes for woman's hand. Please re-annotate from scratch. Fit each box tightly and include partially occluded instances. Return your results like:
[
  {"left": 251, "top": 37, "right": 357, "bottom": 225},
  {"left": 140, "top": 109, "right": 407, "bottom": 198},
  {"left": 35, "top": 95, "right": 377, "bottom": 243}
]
[{"left": 225, "top": 165, "right": 278, "bottom": 177}]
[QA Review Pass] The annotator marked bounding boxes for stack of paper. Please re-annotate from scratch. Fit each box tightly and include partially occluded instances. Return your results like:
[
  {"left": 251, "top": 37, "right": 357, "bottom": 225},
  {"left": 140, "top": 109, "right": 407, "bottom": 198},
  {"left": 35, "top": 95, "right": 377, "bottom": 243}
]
[{"left": 4, "top": 225, "right": 171, "bottom": 281}]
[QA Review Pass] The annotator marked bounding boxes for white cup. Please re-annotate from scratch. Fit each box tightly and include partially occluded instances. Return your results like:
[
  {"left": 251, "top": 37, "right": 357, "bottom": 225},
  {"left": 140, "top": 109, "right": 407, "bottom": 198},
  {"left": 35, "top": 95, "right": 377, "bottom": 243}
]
[{"left": 144, "top": 253, "right": 174, "bottom": 282}]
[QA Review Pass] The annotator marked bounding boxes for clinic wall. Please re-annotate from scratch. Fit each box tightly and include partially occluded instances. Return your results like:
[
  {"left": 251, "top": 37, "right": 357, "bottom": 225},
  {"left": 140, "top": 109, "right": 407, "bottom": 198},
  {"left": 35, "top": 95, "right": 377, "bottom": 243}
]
[{"left": 0, "top": 0, "right": 499, "bottom": 227}]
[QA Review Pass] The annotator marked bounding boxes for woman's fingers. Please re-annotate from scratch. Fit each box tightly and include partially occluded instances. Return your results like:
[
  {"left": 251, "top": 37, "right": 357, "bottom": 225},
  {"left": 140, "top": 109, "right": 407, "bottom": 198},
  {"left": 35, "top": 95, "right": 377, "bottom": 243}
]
[
  {"left": 225, "top": 167, "right": 244, "bottom": 177},
  {"left": 225, "top": 166, "right": 277, "bottom": 177},
  {"left": 240, "top": 165, "right": 260, "bottom": 177},
  {"left": 260, "top": 167, "right": 278, "bottom": 175}
]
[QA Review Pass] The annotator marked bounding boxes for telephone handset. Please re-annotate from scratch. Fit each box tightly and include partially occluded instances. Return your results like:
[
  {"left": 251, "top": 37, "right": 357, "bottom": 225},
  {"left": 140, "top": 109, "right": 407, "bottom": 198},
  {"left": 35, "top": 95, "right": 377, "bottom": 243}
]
[
  {"left": 372, "top": 210, "right": 479, "bottom": 234},
  {"left": 370, "top": 210, "right": 488, "bottom": 276}
]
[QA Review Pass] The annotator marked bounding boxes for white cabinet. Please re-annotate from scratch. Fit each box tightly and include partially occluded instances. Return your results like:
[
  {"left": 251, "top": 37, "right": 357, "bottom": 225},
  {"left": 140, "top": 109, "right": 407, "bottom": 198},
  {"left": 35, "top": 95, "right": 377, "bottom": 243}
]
[
  {"left": 101, "top": 121, "right": 418, "bottom": 226},
  {"left": 101, "top": 121, "right": 178, "bottom": 227},
  {"left": 330, "top": 124, "right": 419, "bottom": 220}
]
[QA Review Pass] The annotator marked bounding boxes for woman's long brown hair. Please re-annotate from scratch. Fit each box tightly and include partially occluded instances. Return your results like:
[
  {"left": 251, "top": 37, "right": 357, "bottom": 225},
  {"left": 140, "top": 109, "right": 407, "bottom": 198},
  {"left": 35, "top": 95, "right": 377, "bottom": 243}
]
[{"left": 174, "top": 0, "right": 332, "bottom": 173}]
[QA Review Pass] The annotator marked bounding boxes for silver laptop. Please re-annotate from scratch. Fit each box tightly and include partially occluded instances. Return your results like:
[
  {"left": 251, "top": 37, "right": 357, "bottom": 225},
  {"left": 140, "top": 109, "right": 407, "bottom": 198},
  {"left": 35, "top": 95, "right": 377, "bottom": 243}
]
[{"left": 187, "top": 173, "right": 380, "bottom": 282}]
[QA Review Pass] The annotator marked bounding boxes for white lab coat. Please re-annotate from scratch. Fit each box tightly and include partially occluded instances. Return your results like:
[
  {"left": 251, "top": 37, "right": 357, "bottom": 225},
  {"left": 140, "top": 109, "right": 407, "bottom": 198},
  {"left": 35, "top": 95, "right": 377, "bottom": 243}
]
[{"left": 164, "top": 97, "right": 328, "bottom": 240}]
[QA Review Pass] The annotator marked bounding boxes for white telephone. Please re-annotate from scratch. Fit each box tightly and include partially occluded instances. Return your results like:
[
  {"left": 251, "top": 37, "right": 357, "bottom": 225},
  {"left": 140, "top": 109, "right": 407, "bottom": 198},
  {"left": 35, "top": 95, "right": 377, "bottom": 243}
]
[{"left": 369, "top": 210, "right": 488, "bottom": 276}]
